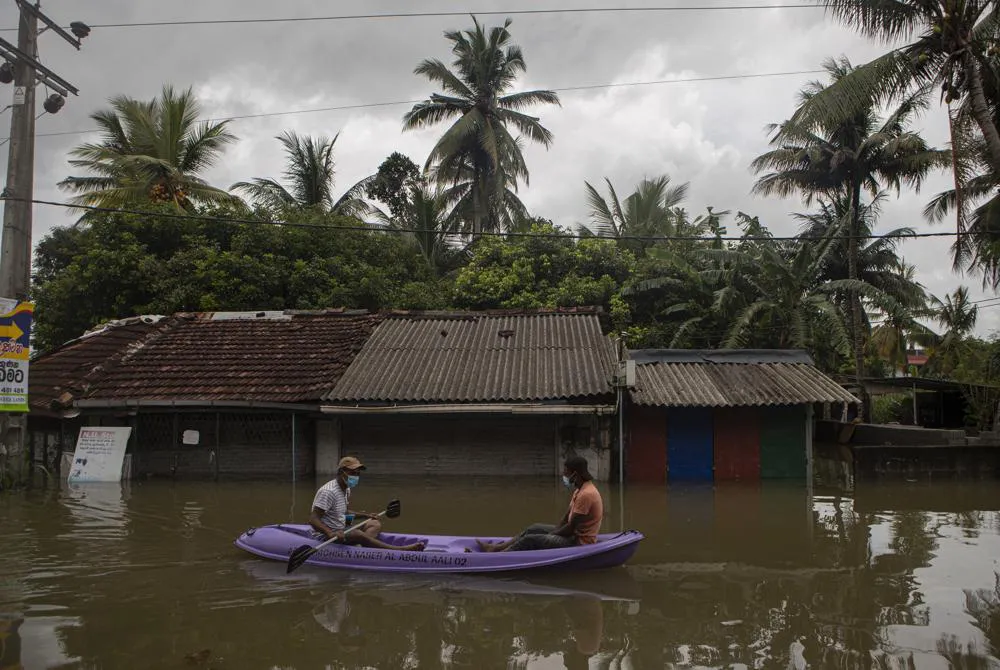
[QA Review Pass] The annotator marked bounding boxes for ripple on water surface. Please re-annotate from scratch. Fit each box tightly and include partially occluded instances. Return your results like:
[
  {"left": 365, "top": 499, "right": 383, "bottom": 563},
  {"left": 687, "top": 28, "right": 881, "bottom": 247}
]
[{"left": 0, "top": 479, "right": 998, "bottom": 669}]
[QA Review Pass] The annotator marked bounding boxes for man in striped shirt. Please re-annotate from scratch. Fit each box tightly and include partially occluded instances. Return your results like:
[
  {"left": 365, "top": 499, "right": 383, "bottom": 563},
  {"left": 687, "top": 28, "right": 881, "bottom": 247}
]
[{"left": 309, "top": 456, "right": 424, "bottom": 551}]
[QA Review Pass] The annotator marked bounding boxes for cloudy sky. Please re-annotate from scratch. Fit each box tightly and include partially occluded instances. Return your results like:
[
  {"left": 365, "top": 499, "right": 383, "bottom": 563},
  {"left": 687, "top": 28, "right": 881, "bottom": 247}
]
[{"left": 1, "top": 0, "right": 996, "bottom": 335}]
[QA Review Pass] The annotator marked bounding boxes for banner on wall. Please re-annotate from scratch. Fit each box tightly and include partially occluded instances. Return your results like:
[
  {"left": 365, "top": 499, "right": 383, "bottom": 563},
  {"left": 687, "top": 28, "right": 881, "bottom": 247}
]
[
  {"left": 67, "top": 427, "right": 132, "bottom": 483},
  {"left": 0, "top": 298, "right": 33, "bottom": 413}
]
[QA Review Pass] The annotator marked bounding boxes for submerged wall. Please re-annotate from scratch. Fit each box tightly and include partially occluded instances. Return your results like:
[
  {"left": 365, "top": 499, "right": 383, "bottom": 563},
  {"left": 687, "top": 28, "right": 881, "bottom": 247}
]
[{"left": 814, "top": 419, "right": 1000, "bottom": 482}]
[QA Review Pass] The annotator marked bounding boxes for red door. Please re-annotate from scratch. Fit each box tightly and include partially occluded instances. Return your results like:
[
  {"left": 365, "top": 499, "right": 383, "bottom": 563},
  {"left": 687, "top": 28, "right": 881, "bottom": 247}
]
[
  {"left": 713, "top": 407, "right": 760, "bottom": 481},
  {"left": 627, "top": 405, "right": 667, "bottom": 484}
]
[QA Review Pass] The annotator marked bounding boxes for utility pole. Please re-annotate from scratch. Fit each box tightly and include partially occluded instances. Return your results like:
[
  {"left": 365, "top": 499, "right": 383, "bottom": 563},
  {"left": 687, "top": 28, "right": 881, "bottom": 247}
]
[
  {"left": 0, "top": 5, "right": 37, "bottom": 299},
  {"left": 0, "top": 1, "right": 87, "bottom": 488},
  {"left": 0, "top": 0, "right": 86, "bottom": 298}
]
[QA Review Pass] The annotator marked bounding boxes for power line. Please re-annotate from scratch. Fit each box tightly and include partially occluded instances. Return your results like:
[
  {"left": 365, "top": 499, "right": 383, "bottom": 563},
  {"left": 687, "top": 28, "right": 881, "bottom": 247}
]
[
  {"left": 0, "top": 5, "right": 826, "bottom": 32},
  {"left": 3, "top": 196, "right": 969, "bottom": 243},
  {"left": 2, "top": 68, "right": 825, "bottom": 143}
]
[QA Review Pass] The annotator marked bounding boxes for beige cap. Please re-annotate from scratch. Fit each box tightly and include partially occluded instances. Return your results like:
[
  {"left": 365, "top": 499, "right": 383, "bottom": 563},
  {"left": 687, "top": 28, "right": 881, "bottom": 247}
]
[{"left": 338, "top": 456, "right": 366, "bottom": 471}]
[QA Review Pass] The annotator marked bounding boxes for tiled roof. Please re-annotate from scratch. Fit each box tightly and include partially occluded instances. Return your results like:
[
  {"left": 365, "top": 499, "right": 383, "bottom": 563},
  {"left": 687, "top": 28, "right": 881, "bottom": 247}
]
[
  {"left": 82, "top": 311, "right": 381, "bottom": 403},
  {"left": 28, "top": 317, "right": 164, "bottom": 416},
  {"left": 629, "top": 349, "right": 859, "bottom": 407},
  {"left": 324, "top": 311, "right": 616, "bottom": 403}
]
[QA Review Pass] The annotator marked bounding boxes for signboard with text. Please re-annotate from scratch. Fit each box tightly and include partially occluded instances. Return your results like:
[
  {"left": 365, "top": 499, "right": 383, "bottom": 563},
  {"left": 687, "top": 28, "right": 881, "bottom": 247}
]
[
  {"left": 0, "top": 299, "right": 33, "bottom": 412},
  {"left": 67, "top": 427, "right": 132, "bottom": 483}
]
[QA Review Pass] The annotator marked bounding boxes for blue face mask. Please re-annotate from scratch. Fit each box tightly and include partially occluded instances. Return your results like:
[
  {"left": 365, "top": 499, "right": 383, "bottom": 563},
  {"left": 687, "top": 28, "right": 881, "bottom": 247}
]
[
  {"left": 346, "top": 474, "right": 360, "bottom": 488},
  {"left": 562, "top": 475, "right": 573, "bottom": 489}
]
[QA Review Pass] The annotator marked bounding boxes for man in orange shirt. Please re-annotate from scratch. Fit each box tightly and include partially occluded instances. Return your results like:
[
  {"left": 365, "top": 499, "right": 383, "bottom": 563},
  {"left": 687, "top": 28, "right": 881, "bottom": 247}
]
[{"left": 477, "top": 455, "right": 604, "bottom": 552}]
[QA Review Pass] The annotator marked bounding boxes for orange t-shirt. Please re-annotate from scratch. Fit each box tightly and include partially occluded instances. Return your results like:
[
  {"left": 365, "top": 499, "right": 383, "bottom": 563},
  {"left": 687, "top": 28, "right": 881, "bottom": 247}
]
[{"left": 568, "top": 481, "right": 604, "bottom": 544}]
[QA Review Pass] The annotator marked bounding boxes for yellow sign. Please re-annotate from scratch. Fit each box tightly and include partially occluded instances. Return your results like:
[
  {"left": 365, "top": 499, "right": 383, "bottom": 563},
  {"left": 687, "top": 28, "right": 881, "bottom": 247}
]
[{"left": 0, "top": 299, "right": 33, "bottom": 412}]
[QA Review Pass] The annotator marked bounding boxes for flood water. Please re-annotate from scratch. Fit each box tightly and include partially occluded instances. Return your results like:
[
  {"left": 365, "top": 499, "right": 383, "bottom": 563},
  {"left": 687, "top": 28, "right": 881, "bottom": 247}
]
[{"left": 2, "top": 478, "right": 1000, "bottom": 670}]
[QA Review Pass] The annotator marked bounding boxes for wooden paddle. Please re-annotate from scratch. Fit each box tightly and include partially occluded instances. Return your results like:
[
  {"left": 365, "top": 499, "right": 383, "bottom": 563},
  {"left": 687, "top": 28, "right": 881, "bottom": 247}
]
[{"left": 286, "top": 498, "right": 401, "bottom": 574}]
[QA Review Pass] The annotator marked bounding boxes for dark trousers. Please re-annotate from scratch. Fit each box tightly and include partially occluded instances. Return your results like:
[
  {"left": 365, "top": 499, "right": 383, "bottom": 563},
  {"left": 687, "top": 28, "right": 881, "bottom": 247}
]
[{"left": 506, "top": 523, "right": 576, "bottom": 551}]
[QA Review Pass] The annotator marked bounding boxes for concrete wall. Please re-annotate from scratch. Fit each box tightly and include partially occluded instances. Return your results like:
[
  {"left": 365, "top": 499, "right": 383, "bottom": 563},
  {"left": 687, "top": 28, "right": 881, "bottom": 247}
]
[
  {"left": 315, "top": 418, "right": 342, "bottom": 478},
  {"left": 130, "top": 411, "right": 315, "bottom": 480},
  {"left": 557, "top": 414, "right": 612, "bottom": 481},
  {"left": 0, "top": 415, "right": 27, "bottom": 488},
  {"left": 853, "top": 444, "right": 1000, "bottom": 481},
  {"left": 815, "top": 420, "right": 967, "bottom": 446},
  {"left": 338, "top": 412, "right": 613, "bottom": 479}
]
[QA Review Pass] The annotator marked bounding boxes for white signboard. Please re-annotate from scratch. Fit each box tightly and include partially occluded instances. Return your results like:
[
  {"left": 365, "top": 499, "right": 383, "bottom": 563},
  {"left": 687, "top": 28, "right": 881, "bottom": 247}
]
[
  {"left": 182, "top": 429, "right": 200, "bottom": 445},
  {"left": 67, "top": 427, "right": 132, "bottom": 483}
]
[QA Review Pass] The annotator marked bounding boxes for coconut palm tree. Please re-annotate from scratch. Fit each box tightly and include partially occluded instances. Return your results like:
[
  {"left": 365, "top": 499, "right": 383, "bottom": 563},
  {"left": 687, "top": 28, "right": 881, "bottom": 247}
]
[
  {"left": 58, "top": 86, "right": 238, "bottom": 211},
  {"left": 800, "top": 1, "right": 1000, "bottom": 174},
  {"left": 584, "top": 175, "right": 698, "bottom": 257},
  {"left": 797, "top": 195, "right": 929, "bottom": 310},
  {"left": 869, "top": 292, "right": 938, "bottom": 375},
  {"left": 924, "top": 48, "right": 1000, "bottom": 286},
  {"left": 712, "top": 219, "right": 860, "bottom": 352},
  {"left": 231, "top": 131, "right": 372, "bottom": 218},
  {"left": 752, "top": 56, "right": 947, "bottom": 416},
  {"left": 924, "top": 286, "right": 979, "bottom": 375},
  {"left": 376, "top": 183, "right": 462, "bottom": 274},
  {"left": 584, "top": 175, "right": 690, "bottom": 237},
  {"left": 403, "top": 17, "right": 559, "bottom": 235}
]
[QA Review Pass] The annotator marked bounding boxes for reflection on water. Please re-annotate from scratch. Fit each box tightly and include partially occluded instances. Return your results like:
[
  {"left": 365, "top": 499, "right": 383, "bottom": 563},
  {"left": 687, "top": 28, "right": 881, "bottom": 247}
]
[{"left": 1, "top": 479, "right": 999, "bottom": 669}]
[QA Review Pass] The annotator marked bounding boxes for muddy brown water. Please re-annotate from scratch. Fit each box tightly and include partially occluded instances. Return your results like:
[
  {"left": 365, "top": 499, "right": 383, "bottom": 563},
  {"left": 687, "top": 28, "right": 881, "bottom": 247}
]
[{"left": 2, "top": 477, "right": 999, "bottom": 669}]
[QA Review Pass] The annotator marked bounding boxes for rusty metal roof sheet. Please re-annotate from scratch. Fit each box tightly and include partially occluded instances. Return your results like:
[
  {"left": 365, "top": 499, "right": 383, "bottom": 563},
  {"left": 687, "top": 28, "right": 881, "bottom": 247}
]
[
  {"left": 325, "top": 312, "right": 615, "bottom": 403},
  {"left": 629, "top": 350, "right": 859, "bottom": 407}
]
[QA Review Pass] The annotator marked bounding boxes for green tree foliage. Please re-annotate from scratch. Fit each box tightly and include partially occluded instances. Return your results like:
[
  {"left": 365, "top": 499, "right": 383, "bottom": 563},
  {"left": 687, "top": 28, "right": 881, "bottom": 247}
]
[
  {"left": 808, "top": 1, "right": 1000, "bottom": 174},
  {"left": 376, "top": 182, "right": 465, "bottom": 276},
  {"left": 925, "top": 47, "right": 1000, "bottom": 285},
  {"left": 365, "top": 152, "right": 423, "bottom": 220},
  {"left": 403, "top": 17, "right": 560, "bottom": 234},
  {"left": 59, "top": 86, "right": 238, "bottom": 212},
  {"left": 583, "top": 175, "right": 698, "bottom": 256},
  {"left": 31, "top": 205, "right": 446, "bottom": 352},
  {"left": 231, "top": 131, "right": 373, "bottom": 217},
  {"left": 924, "top": 286, "right": 980, "bottom": 375},
  {"left": 753, "top": 57, "right": 946, "bottom": 412},
  {"left": 452, "top": 222, "right": 636, "bottom": 310}
]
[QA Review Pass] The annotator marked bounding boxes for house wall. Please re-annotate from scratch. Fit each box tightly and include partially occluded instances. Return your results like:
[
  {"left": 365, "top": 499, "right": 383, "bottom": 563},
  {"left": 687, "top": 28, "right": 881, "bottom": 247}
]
[
  {"left": 315, "top": 418, "right": 342, "bottom": 477},
  {"left": 130, "top": 411, "right": 314, "bottom": 480},
  {"left": 338, "top": 413, "right": 612, "bottom": 479},
  {"left": 626, "top": 404, "right": 810, "bottom": 483}
]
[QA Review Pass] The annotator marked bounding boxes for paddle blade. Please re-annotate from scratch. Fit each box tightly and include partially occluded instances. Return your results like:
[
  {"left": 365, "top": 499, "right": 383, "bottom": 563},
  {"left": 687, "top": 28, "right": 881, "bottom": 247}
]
[
  {"left": 385, "top": 499, "right": 401, "bottom": 519},
  {"left": 286, "top": 544, "right": 316, "bottom": 574}
]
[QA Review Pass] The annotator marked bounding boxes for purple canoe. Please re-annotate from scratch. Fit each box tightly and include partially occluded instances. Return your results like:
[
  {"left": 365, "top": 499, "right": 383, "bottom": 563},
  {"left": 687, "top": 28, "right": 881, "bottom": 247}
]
[{"left": 235, "top": 524, "right": 644, "bottom": 573}]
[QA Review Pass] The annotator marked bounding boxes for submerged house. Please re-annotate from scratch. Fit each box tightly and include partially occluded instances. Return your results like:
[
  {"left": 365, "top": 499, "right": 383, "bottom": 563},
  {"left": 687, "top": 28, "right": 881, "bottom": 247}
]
[
  {"left": 29, "top": 310, "right": 381, "bottom": 480},
  {"left": 625, "top": 349, "right": 859, "bottom": 484},
  {"left": 29, "top": 314, "right": 855, "bottom": 483},
  {"left": 321, "top": 311, "right": 617, "bottom": 478},
  {"left": 28, "top": 309, "right": 616, "bottom": 480}
]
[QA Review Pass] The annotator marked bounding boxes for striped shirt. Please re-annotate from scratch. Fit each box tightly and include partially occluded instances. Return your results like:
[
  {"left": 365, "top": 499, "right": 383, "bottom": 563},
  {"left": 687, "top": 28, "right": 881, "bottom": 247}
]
[{"left": 312, "top": 479, "right": 350, "bottom": 533}]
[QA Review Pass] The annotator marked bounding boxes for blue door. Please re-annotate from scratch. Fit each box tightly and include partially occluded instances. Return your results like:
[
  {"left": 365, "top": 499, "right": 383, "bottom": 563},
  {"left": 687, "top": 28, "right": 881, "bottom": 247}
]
[{"left": 667, "top": 407, "right": 714, "bottom": 481}]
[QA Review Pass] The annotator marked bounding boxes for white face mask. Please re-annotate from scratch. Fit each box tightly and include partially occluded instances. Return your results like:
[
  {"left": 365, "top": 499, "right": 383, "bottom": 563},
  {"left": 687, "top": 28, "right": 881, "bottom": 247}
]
[{"left": 562, "top": 475, "right": 573, "bottom": 489}]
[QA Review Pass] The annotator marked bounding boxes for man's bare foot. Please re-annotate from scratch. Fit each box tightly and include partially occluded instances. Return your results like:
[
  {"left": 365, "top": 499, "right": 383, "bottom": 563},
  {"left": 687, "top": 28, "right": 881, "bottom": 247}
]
[
  {"left": 475, "top": 539, "right": 495, "bottom": 552},
  {"left": 398, "top": 542, "right": 425, "bottom": 552}
]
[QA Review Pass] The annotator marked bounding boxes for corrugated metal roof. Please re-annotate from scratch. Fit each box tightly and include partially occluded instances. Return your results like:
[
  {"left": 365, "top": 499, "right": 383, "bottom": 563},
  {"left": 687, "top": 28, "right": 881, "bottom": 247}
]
[
  {"left": 630, "top": 360, "right": 859, "bottom": 407},
  {"left": 325, "top": 313, "right": 615, "bottom": 403},
  {"left": 630, "top": 349, "right": 815, "bottom": 365}
]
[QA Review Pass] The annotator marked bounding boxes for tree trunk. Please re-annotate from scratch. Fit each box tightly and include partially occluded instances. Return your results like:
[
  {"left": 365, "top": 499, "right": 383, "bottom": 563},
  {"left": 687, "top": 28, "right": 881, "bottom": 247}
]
[
  {"left": 963, "top": 50, "right": 1000, "bottom": 176},
  {"left": 471, "top": 170, "right": 483, "bottom": 237},
  {"left": 849, "top": 181, "right": 868, "bottom": 421}
]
